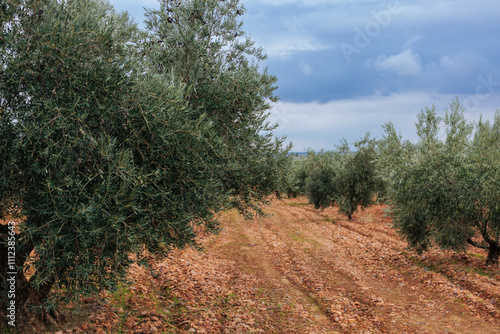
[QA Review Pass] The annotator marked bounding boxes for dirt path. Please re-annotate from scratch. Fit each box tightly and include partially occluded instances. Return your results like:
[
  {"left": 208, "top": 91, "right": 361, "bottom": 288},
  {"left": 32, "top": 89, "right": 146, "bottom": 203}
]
[
  {"left": 54, "top": 197, "right": 500, "bottom": 333},
  {"left": 160, "top": 197, "right": 500, "bottom": 333}
]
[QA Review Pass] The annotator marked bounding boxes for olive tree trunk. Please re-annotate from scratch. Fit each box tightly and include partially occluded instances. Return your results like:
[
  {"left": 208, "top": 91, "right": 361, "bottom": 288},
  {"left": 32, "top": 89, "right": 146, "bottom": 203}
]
[{"left": 1, "top": 225, "right": 63, "bottom": 331}]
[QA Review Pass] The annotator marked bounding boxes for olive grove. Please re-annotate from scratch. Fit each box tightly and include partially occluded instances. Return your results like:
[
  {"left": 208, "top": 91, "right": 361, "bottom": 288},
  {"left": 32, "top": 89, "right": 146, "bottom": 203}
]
[{"left": 0, "top": 0, "right": 289, "bottom": 329}]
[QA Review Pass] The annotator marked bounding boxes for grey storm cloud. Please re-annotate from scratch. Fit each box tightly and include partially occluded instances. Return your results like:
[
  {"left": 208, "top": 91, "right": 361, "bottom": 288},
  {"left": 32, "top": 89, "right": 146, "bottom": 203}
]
[{"left": 109, "top": 0, "right": 500, "bottom": 150}]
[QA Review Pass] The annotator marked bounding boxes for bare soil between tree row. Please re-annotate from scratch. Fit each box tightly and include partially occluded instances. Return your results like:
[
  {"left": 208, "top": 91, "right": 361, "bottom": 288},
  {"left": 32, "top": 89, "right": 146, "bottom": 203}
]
[{"left": 47, "top": 197, "right": 500, "bottom": 333}]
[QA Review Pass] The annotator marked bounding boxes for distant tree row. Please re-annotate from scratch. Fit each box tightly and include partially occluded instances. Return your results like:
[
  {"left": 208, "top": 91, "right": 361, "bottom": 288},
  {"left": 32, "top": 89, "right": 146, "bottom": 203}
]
[
  {"left": 286, "top": 98, "right": 500, "bottom": 266},
  {"left": 285, "top": 134, "right": 385, "bottom": 220}
]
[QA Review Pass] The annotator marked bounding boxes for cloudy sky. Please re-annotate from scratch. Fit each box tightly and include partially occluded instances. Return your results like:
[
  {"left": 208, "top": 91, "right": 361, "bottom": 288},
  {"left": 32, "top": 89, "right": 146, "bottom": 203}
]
[{"left": 109, "top": 0, "right": 500, "bottom": 151}]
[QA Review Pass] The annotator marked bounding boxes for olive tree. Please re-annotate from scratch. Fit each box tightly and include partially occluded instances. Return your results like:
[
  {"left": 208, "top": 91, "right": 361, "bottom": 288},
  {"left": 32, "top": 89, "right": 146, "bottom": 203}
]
[
  {"left": 336, "top": 135, "right": 383, "bottom": 220},
  {"left": 285, "top": 154, "right": 309, "bottom": 198},
  {"left": 303, "top": 151, "right": 340, "bottom": 209},
  {"left": 143, "top": 0, "right": 290, "bottom": 216},
  {"left": 292, "top": 136, "right": 382, "bottom": 219},
  {"left": 380, "top": 98, "right": 500, "bottom": 265},
  {"left": 0, "top": 0, "right": 289, "bottom": 329}
]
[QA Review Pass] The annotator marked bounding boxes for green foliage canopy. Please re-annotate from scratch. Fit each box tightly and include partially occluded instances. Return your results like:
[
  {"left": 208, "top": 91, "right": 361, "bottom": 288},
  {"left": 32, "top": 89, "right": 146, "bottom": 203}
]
[
  {"left": 0, "top": 0, "right": 289, "bottom": 322},
  {"left": 336, "top": 135, "right": 383, "bottom": 220},
  {"left": 286, "top": 135, "right": 383, "bottom": 220},
  {"left": 303, "top": 150, "right": 340, "bottom": 210},
  {"left": 143, "top": 0, "right": 290, "bottom": 216},
  {"left": 379, "top": 98, "right": 500, "bottom": 265}
]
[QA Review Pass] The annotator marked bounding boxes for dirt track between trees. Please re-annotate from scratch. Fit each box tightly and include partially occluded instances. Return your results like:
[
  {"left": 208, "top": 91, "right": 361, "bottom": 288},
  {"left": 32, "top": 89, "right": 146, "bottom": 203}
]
[
  {"left": 157, "top": 197, "right": 500, "bottom": 333},
  {"left": 53, "top": 197, "right": 500, "bottom": 333}
]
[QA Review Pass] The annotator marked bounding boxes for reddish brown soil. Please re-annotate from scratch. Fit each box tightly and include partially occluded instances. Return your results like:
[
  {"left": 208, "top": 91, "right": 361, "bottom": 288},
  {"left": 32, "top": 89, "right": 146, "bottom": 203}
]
[{"left": 48, "top": 197, "right": 500, "bottom": 333}]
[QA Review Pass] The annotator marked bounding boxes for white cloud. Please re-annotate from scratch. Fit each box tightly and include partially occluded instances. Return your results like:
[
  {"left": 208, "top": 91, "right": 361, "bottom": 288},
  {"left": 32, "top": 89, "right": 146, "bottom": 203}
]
[
  {"left": 270, "top": 92, "right": 500, "bottom": 151},
  {"left": 368, "top": 49, "right": 423, "bottom": 77},
  {"left": 256, "top": 35, "right": 328, "bottom": 58},
  {"left": 299, "top": 62, "right": 313, "bottom": 75},
  {"left": 439, "top": 51, "right": 490, "bottom": 76}
]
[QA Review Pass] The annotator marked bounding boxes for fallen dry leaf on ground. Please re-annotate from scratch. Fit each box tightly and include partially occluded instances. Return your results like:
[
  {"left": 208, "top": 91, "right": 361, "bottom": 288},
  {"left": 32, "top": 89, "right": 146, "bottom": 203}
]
[{"left": 47, "top": 198, "right": 500, "bottom": 333}]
